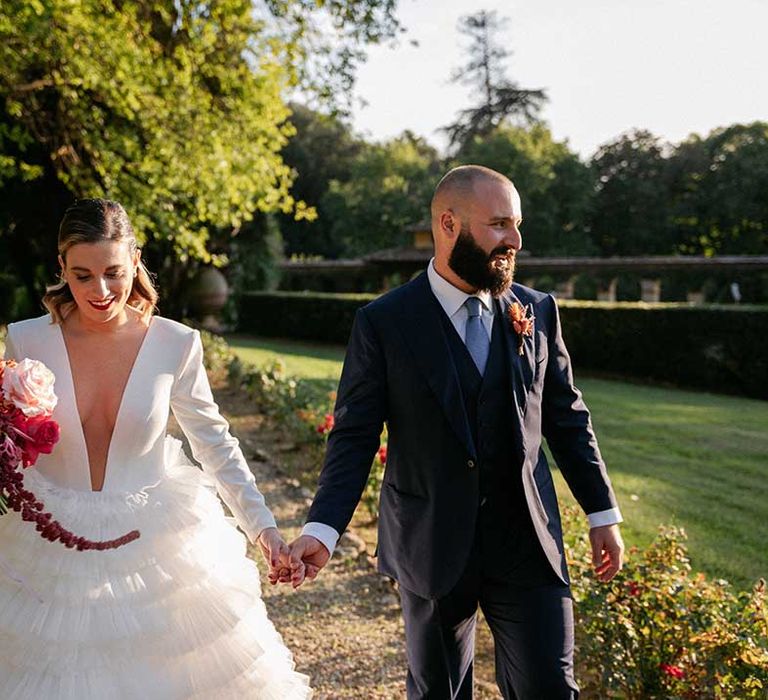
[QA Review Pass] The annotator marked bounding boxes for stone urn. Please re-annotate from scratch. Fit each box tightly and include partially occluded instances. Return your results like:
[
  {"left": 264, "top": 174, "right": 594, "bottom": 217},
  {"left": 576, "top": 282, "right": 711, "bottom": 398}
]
[{"left": 188, "top": 266, "right": 229, "bottom": 331}]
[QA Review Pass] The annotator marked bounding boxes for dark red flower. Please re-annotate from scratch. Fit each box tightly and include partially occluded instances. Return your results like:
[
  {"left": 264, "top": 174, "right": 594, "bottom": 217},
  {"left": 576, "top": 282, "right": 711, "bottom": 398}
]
[
  {"left": 660, "top": 663, "right": 685, "bottom": 680},
  {"left": 11, "top": 414, "right": 60, "bottom": 467},
  {"left": 377, "top": 445, "right": 387, "bottom": 465},
  {"left": 316, "top": 413, "right": 335, "bottom": 435}
]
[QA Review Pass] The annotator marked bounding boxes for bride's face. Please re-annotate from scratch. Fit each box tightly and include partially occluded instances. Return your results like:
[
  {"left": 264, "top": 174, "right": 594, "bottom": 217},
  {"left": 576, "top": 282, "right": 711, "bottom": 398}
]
[{"left": 60, "top": 240, "right": 140, "bottom": 325}]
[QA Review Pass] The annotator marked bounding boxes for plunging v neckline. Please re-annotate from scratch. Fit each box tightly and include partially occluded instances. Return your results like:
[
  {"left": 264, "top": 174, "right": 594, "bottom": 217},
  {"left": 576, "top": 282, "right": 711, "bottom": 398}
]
[{"left": 56, "top": 318, "right": 155, "bottom": 492}]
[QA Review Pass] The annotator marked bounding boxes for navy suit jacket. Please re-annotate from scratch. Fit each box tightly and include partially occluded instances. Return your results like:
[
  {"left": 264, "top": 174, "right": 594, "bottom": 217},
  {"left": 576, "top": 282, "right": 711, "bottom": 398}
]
[{"left": 307, "top": 272, "right": 619, "bottom": 599}]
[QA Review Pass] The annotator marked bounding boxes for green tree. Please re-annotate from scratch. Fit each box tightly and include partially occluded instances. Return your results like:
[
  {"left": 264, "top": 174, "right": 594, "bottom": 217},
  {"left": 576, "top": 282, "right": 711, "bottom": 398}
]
[
  {"left": 588, "top": 129, "right": 675, "bottom": 256},
  {"left": 0, "top": 0, "right": 402, "bottom": 315},
  {"left": 262, "top": 0, "right": 402, "bottom": 113},
  {"left": 322, "top": 132, "right": 441, "bottom": 257},
  {"left": 443, "top": 10, "right": 547, "bottom": 152},
  {"left": 454, "top": 124, "right": 595, "bottom": 256},
  {"left": 669, "top": 122, "right": 768, "bottom": 256},
  {"left": 279, "top": 104, "right": 363, "bottom": 258}
]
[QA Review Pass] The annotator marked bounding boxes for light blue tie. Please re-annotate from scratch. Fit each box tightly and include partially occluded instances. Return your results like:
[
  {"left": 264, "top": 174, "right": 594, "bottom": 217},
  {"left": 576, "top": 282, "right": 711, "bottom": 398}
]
[{"left": 464, "top": 296, "right": 489, "bottom": 374}]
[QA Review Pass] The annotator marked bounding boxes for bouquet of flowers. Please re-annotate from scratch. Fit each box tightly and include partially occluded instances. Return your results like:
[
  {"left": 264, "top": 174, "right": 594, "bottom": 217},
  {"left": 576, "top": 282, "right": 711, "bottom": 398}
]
[{"left": 0, "top": 358, "right": 139, "bottom": 550}]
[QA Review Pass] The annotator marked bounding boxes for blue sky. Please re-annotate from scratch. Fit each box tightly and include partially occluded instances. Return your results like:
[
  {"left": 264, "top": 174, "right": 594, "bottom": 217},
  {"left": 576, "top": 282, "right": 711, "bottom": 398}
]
[{"left": 350, "top": 0, "right": 768, "bottom": 157}]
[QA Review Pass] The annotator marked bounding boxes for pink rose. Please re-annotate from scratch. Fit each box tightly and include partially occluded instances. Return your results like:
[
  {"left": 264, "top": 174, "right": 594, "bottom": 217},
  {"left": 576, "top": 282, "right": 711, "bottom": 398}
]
[{"left": 1, "top": 358, "right": 57, "bottom": 417}]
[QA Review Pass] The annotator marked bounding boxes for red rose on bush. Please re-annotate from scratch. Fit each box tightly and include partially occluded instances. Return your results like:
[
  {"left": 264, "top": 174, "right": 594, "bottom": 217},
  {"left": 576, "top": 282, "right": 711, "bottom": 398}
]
[
  {"left": 660, "top": 663, "right": 685, "bottom": 680},
  {"left": 316, "top": 413, "right": 335, "bottom": 435},
  {"left": 377, "top": 445, "right": 387, "bottom": 465}
]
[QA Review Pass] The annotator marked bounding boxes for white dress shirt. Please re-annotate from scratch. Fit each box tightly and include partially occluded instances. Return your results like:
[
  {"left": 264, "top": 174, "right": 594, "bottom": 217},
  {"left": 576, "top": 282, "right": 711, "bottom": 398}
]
[{"left": 303, "top": 259, "right": 620, "bottom": 555}]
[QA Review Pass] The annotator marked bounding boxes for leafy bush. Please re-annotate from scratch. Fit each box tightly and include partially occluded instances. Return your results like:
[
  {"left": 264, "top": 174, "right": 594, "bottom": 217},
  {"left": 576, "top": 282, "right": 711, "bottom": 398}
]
[
  {"left": 197, "top": 327, "right": 237, "bottom": 373},
  {"left": 562, "top": 507, "right": 768, "bottom": 698},
  {"left": 218, "top": 337, "right": 388, "bottom": 518}
]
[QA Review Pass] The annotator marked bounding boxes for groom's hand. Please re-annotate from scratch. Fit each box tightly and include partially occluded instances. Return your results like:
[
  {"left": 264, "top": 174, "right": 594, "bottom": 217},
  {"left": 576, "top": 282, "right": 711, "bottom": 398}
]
[
  {"left": 257, "top": 527, "right": 291, "bottom": 585},
  {"left": 288, "top": 535, "right": 331, "bottom": 589},
  {"left": 590, "top": 523, "right": 625, "bottom": 583}
]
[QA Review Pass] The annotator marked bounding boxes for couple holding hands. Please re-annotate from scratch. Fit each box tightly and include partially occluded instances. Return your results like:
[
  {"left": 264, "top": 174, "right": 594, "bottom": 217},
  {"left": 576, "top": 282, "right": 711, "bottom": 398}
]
[{"left": 0, "top": 165, "right": 623, "bottom": 699}]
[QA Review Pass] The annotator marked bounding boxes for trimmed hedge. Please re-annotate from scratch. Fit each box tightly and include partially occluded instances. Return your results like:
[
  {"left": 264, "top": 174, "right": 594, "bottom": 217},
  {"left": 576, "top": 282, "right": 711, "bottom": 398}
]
[
  {"left": 239, "top": 291, "right": 376, "bottom": 344},
  {"left": 558, "top": 301, "right": 767, "bottom": 399},
  {"left": 238, "top": 292, "right": 768, "bottom": 399}
]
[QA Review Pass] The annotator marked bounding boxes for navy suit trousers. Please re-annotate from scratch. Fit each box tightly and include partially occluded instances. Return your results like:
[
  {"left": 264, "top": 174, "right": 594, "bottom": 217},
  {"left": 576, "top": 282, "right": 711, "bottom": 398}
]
[{"left": 398, "top": 503, "right": 580, "bottom": 700}]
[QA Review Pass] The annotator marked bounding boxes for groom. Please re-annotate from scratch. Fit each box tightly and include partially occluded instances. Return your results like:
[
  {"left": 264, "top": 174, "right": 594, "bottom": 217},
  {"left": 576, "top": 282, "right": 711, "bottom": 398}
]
[{"left": 289, "top": 165, "right": 624, "bottom": 698}]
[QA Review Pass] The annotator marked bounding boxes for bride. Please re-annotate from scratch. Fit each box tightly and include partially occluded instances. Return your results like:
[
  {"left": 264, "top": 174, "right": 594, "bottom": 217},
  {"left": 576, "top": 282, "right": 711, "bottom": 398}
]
[{"left": 0, "top": 199, "right": 311, "bottom": 698}]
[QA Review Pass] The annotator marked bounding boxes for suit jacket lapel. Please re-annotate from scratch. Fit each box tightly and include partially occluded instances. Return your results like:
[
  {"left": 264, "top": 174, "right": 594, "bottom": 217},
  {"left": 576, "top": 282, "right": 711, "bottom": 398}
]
[
  {"left": 496, "top": 290, "right": 536, "bottom": 416},
  {"left": 399, "top": 274, "right": 477, "bottom": 458}
]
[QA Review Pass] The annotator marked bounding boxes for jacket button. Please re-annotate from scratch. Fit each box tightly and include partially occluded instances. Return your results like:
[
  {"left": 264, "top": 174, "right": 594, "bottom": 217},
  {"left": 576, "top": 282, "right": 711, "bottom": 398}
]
[{"left": 467, "top": 459, "right": 476, "bottom": 469}]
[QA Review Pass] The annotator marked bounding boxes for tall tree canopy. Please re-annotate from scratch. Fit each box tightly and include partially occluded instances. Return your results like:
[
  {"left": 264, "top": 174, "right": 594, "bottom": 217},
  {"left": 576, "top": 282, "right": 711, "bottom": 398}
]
[
  {"left": 279, "top": 104, "right": 363, "bottom": 259},
  {"left": 443, "top": 10, "right": 547, "bottom": 152},
  {"left": 321, "top": 132, "right": 441, "bottom": 257},
  {"left": 0, "top": 0, "right": 401, "bottom": 313},
  {"left": 588, "top": 129, "right": 674, "bottom": 256},
  {"left": 669, "top": 122, "right": 768, "bottom": 256},
  {"left": 454, "top": 124, "right": 595, "bottom": 256}
]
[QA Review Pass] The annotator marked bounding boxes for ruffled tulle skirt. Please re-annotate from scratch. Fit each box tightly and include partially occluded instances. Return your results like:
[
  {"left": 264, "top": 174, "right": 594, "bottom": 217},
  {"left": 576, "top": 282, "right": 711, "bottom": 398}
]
[{"left": 0, "top": 438, "right": 311, "bottom": 699}]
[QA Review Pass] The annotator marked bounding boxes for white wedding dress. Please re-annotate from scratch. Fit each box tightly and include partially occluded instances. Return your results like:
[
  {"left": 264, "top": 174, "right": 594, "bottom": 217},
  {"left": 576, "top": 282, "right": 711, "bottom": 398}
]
[{"left": 0, "top": 315, "right": 311, "bottom": 699}]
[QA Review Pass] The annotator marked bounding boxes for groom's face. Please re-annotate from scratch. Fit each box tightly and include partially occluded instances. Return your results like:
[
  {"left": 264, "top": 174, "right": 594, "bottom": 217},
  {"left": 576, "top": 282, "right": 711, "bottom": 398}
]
[{"left": 447, "top": 180, "right": 523, "bottom": 296}]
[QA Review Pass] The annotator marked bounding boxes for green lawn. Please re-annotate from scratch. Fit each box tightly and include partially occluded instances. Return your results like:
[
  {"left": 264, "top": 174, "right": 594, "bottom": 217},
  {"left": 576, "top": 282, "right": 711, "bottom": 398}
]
[
  {"left": 227, "top": 335, "right": 768, "bottom": 589},
  {"left": 225, "top": 334, "right": 345, "bottom": 379}
]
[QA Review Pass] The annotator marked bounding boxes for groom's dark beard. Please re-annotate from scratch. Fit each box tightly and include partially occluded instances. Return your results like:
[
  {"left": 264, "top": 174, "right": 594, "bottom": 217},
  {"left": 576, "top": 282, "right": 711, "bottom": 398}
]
[{"left": 448, "top": 224, "right": 516, "bottom": 296}]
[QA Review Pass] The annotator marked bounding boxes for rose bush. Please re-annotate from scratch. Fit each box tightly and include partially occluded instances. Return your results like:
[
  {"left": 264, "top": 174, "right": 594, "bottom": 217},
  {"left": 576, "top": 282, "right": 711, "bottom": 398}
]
[
  {"left": 562, "top": 506, "right": 768, "bottom": 698},
  {"left": 225, "top": 348, "right": 388, "bottom": 520}
]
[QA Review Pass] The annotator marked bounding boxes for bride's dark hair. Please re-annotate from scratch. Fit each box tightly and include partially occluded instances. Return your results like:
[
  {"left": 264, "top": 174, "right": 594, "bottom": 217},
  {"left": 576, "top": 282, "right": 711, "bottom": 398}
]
[{"left": 43, "top": 198, "right": 158, "bottom": 323}]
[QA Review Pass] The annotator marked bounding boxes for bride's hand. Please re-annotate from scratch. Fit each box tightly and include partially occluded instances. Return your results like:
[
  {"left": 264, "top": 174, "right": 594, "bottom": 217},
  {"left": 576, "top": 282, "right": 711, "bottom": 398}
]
[{"left": 257, "top": 527, "right": 291, "bottom": 585}]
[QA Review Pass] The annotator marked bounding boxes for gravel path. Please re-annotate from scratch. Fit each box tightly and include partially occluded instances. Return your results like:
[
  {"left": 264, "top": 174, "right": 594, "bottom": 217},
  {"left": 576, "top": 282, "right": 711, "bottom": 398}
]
[{"left": 214, "top": 382, "right": 504, "bottom": 699}]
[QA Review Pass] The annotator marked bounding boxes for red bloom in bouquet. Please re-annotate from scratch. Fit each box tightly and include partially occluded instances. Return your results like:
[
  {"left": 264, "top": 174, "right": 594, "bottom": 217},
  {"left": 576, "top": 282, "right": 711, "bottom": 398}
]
[
  {"left": 12, "top": 413, "right": 61, "bottom": 467},
  {"left": 1, "top": 358, "right": 139, "bottom": 551}
]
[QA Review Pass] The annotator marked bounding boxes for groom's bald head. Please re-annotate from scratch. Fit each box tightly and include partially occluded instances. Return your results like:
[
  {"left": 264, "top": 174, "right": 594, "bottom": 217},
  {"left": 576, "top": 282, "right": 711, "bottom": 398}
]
[{"left": 431, "top": 165, "right": 514, "bottom": 225}]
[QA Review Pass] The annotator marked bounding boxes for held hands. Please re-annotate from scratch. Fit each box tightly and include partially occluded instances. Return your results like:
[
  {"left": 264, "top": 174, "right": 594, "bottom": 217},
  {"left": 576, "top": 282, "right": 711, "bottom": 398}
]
[
  {"left": 258, "top": 530, "right": 331, "bottom": 589},
  {"left": 286, "top": 535, "right": 331, "bottom": 589},
  {"left": 589, "top": 523, "right": 625, "bottom": 583},
  {"left": 256, "top": 527, "right": 292, "bottom": 585}
]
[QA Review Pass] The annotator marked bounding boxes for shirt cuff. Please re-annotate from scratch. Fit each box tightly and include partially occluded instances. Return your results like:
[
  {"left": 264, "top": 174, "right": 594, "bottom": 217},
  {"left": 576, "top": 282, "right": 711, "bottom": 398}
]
[
  {"left": 587, "top": 507, "right": 623, "bottom": 528},
  {"left": 302, "top": 522, "right": 340, "bottom": 556}
]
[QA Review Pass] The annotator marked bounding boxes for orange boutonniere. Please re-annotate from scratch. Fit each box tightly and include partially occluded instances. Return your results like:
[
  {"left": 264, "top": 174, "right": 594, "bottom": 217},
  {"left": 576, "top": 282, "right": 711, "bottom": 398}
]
[{"left": 508, "top": 302, "right": 535, "bottom": 356}]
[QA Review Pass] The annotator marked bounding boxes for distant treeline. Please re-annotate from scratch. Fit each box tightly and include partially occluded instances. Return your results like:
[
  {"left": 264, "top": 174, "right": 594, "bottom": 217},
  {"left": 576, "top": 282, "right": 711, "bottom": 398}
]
[{"left": 279, "top": 108, "right": 768, "bottom": 265}]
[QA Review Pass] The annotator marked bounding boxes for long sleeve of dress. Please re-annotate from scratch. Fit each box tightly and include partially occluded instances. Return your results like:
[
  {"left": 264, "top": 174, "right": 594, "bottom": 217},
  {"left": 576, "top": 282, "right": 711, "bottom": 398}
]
[
  {"left": 3, "top": 326, "right": 20, "bottom": 361},
  {"left": 170, "top": 330, "right": 276, "bottom": 543}
]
